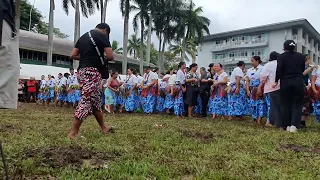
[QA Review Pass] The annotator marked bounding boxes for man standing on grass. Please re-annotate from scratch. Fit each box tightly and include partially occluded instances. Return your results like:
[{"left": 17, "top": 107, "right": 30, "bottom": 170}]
[
  {"left": 68, "top": 23, "right": 114, "bottom": 139},
  {"left": 0, "top": 0, "right": 19, "bottom": 109}
]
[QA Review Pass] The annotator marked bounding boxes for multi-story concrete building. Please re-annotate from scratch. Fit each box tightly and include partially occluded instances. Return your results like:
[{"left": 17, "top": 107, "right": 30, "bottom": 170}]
[{"left": 197, "top": 19, "right": 320, "bottom": 75}]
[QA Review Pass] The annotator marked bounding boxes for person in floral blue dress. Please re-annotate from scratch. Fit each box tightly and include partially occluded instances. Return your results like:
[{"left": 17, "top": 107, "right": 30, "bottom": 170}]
[
  {"left": 37, "top": 75, "right": 47, "bottom": 104},
  {"left": 228, "top": 61, "right": 247, "bottom": 120},
  {"left": 55, "top": 73, "right": 68, "bottom": 107},
  {"left": 156, "top": 72, "right": 171, "bottom": 112},
  {"left": 67, "top": 68, "right": 81, "bottom": 108},
  {"left": 174, "top": 62, "right": 187, "bottom": 117},
  {"left": 208, "top": 64, "right": 229, "bottom": 119},
  {"left": 124, "top": 68, "right": 138, "bottom": 112},
  {"left": 245, "top": 56, "right": 267, "bottom": 124},
  {"left": 46, "top": 74, "right": 55, "bottom": 105},
  {"left": 163, "top": 69, "right": 176, "bottom": 114},
  {"left": 141, "top": 67, "right": 158, "bottom": 114}
]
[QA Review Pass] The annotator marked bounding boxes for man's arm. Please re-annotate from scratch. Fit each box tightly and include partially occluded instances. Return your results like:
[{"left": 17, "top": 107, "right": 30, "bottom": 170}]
[
  {"left": 275, "top": 55, "right": 283, "bottom": 83},
  {"left": 70, "top": 48, "right": 80, "bottom": 60}
]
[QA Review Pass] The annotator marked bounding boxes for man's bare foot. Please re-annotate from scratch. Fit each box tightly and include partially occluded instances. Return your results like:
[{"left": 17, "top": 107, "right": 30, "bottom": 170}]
[
  {"left": 212, "top": 115, "right": 216, "bottom": 119},
  {"left": 102, "top": 126, "right": 114, "bottom": 134},
  {"left": 67, "top": 131, "right": 78, "bottom": 139}
]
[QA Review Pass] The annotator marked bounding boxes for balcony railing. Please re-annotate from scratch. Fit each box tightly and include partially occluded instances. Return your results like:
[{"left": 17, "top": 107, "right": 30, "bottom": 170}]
[{"left": 211, "top": 40, "right": 268, "bottom": 52}]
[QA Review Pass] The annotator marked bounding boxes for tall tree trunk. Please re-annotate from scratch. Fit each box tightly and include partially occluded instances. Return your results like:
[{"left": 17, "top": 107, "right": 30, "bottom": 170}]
[
  {"left": 145, "top": 13, "right": 152, "bottom": 67},
  {"left": 158, "top": 33, "right": 162, "bottom": 63},
  {"left": 157, "top": 33, "right": 162, "bottom": 70},
  {"left": 101, "top": 0, "right": 108, "bottom": 23},
  {"left": 122, "top": 0, "right": 129, "bottom": 74},
  {"left": 139, "top": 20, "right": 144, "bottom": 75},
  {"left": 47, "top": 0, "right": 55, "bottom": 66},
  {"left": 160, "top": 37, "right": 166, "bottom": 73},
  {"left": 181, "top": 36, "right": 186, "bottom": 61},
  {"left": 73, "top": 0, "right": 80, "bottom": 69},
  {"left": 15, "top": 0, "right": 21, "bottom": 32}
]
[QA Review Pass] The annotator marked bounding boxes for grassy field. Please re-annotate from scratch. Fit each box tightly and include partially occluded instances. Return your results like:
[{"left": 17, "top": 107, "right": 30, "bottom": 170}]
[{"left": 1, "top": 103, "right": 320, "bottom": 179}]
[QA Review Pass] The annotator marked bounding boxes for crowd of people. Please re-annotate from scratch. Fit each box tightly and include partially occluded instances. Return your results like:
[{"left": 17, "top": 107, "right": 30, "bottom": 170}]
[
  {"left": 19, "top": 23, "right": 314, "bottom": 139},
  {"left": 27, "top": 41, "right": 319, "bottom": 134}
]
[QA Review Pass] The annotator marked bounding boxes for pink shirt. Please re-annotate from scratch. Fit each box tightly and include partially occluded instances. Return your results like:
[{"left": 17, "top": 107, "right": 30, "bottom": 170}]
[{"left": 260, "top": 60, "right": 280, "bottom": 94}]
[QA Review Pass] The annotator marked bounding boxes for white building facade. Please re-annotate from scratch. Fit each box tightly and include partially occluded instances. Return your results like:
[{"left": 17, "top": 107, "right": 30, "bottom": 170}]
[{"left": 197, "top": 19, "right": 320, "bottom": 75}]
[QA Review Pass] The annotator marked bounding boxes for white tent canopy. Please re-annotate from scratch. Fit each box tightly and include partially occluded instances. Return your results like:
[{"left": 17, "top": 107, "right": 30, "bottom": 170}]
[{"left": 20, "top": 64, "right": 70, "bottom": 80}]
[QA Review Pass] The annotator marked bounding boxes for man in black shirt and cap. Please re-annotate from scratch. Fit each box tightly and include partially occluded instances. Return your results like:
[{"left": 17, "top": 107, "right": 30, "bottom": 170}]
[
  {"left": 68, "top": 23, "right": 114, "bottom": 139},
  {"left": 0, "top": 0, "right": 19, "bottom": 109}
]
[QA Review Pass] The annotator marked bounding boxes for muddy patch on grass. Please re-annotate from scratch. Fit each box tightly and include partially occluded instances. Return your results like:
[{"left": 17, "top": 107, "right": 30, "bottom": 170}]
[
  {"left": 23, "top": 146, "right": 121, "bottom": 169},
  {"left": 278, "top": 144, "right": 320, "bottom": 154},
  {"left": 0, "top": 124, "right": 20, "bottom": 133},
  {"left": 181, "top": 131, "right": 221, "bottom": 143}
]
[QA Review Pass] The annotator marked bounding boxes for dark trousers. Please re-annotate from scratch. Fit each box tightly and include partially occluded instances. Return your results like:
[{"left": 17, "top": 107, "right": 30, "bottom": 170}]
[
  {"left": 270, "top": 90, "right": 281, "bottom": 126},
  {"left": 200, "top": 90, "right": 209, "bottom": 116},
  {"left": 27, "top": 92, "right": 36, "bottom": 102},
  {"left": 279, "top": 78, "right": 304, "bottom": 128}
]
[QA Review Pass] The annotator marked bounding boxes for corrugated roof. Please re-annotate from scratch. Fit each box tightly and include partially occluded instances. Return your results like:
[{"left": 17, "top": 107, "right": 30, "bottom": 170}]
[
  {"left": 203, "top": 19, "right": 320, "bottom": 42},
  {"left": 18, "top": 30, "right": 154, "bottom": 66}
]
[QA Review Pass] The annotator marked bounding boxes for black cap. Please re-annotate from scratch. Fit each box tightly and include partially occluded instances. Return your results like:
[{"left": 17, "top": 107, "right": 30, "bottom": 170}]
[
  {"left": 209, "top": 63, "right": 214, "bottom": 68},
  {"left": 96, "top": 23, "right": 111, "bottom": 33},
  {"left": 284, "top": 40, "right": 296, "bottom": 49},
  {"left": 236, "top": 61, "right": 245, "bottom": 66}
]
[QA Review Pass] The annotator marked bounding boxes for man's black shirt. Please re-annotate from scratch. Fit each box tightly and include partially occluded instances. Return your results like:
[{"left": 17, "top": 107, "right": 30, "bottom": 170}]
[
  {"left": 275, "top": 51, "right": 305, "bottom": 82},
  {"left": 75, "top": 29, "right": 111, "bottom": 70}
]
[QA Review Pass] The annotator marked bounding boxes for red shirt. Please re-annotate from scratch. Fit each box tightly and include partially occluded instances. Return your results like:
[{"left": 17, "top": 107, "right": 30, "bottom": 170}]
[{"left": 27, "top": 80, "right": 37, "bottom": 92}]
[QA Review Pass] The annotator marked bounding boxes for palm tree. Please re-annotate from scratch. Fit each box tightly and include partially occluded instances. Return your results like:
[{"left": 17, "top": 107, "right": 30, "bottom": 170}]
[
  {"left": 47, "top": 0, "right": 55, "bottom": 66},
  {"left": 153, "top": 0, "right": 187, "bottom": 72},
  {"left": 127, "top": 34, "right": 141, "bottom": 58},
  {"left": 180, "top": 1, "right": 210, "bottom": 61},
  {"left": 111, "top": 40, "right": 123, "bottom": 54},
  {"left": 98, "top": 0, "right": 108, "bottom": 23},
  {"left": 62, "top": 0, "right": 98, "bottom": 69},
  {"left": 120, "top": 0, "right": 133, "bottom": 74},
  {"left": 132, "top": 0, "right": 149, "bottom": 74},
  {"left": 169, "top": 38, "right": 197, "bottom": 62}
]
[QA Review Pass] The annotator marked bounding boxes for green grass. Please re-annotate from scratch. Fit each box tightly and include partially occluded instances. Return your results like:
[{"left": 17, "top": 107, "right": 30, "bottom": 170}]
[{"left": 1, "top": 104, "right": 320, "bottom": 179}]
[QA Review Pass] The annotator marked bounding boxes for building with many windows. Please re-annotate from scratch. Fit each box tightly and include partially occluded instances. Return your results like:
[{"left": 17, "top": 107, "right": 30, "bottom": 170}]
[
  {"left": 19, "top": 30, "right": 155, "bottom": 75},
  {"left": 197, "top": 19, "right": 320, "bottom": 75}
]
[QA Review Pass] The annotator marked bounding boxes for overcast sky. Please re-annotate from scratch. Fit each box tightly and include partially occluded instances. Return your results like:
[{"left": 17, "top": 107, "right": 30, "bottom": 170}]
[{"left": 33, "top": 0, "right": 320, "bottom": 48}]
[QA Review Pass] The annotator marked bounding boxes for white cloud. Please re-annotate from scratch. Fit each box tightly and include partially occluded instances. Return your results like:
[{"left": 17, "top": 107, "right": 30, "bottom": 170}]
[{"left": 33, "top": 0, "right": 320, "bottom": 49}]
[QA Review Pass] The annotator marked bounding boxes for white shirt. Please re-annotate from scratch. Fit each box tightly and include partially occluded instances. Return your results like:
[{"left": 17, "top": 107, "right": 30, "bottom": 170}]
[
  {"left": 47, "top": 79, "right": 55, "bottom": 88},
  {"left": 68, "top": 73, "right": 79, "bottom": 86},
  {"left": 311, "top": 68, "right": 320, "bottom": 86},
  {"left": 260, "top": 60, "right": 280, "bottom": 93},
  {"left": 40, "top": 80, "right": 47, "bottom": 88},
  {"left": 159, "top": 80, "right": 168, "bottom": 89},
  {"left": 213, "top": 72, "right": 228, "bottom": 82},
  {"left": 230, "top": 67, "right": 245, "bottom": 85},
  {"left": 125, "top": 74, "right": 138, "bottom": 86},
  {"left": 137, "top": 75, "right": 143, "bottom": 85},
  {"left": 56, "top": 77, "right": 67, "bottom": 87},
  {"left": 246, "top": 64, "right": 263, "bottom": 81},
  {"left": 169, "top": 74, "right": 177, "bottom": 85},
  {"left": 176, "top": 69, "right": 186, "bottom": 85},
  {"left": 143, "top": 72, "right": 158, "bottom": 85}
]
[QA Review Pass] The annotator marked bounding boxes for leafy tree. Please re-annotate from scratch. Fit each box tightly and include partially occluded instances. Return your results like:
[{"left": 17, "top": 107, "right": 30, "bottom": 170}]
[
  {"left": 111, "top": 40, "right": 123, "bottom": 54},
  {"left": 169, "top": 38, "right": 197, "bottom": 62},
  {"left": 19, "top": 0, "right": 69, "bottom": 38}
]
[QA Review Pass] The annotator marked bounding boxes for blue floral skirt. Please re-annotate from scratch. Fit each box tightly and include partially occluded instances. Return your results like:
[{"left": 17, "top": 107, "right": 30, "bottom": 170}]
[
  {"left": 164, "top": 94, "right": 174, "bottom": 110},
  {"left": 141, "top": 92, "right": 156, "bottom": 114},
  {"left": 68, "top": 90, "right": 81, "bottom": 103},
  {"left": 45, "top": 89, "right": 55, "bottom": 100},
  {"left": 124, "top": 85, "right": 138, "bottom": 112},
  {"left": 228, "top": 85, "right": 247, "bottom": 116},
  {"left": 248, "top": 87, "right": 267, "bottom": 119},
  {"left": 37, "top": 92, "right": 46, "bottom": 101},
  {"left": 314, "top": 101, "right": 320, "bottom": 122},
  {"left": 264, "top": 93, "right": 271, "bottom": 122},
  {"left": 208, "top": 93, "right": 228, "bottom": 116},
  {"left": 57, "top": 92, "right": 68, "bottom": 102},
  {"left": 174, "top": 88, "right": 184, "bottom": 116}
]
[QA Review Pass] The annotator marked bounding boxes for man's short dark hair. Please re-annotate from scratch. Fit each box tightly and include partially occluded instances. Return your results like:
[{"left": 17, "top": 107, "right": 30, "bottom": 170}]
[{"left": 96, "top": 23, "right": 111, "bottom": 33}]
